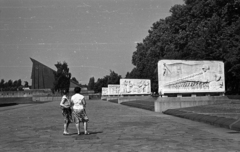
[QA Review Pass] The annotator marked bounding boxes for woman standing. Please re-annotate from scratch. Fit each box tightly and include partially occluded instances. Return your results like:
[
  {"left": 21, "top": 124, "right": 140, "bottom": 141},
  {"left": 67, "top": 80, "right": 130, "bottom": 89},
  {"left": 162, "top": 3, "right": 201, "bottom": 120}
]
[
  {"left": 60, "top": 89, "right": 72, "bottom": 135},
  {"left": 71, "top": 87, "right": 90, "bottom": 135}
]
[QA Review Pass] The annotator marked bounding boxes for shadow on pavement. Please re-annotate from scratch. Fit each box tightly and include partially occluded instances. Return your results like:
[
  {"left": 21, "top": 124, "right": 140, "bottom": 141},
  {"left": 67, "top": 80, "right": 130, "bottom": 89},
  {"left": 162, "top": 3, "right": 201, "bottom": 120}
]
[
  {"left": 0, "top": 103, "right": 18, "bottom": 107},
  {"left": 228, "top": 131, "right": 240, "bottom": 134}
]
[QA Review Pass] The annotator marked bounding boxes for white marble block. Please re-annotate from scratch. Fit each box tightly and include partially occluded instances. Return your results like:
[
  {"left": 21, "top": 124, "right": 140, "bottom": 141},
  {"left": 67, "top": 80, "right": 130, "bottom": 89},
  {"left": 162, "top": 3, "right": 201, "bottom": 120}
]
[
  {"left": 108, "top": 84, "right": 120, "bottom": 95},
  {"left": 158, "top": 60, "right": 225, "bottom": 95},
  {"left": 102, "top": 87, "right": 108, "bottom": 96},
  {"left": 120, "top": 79, "right": 151, "bottom": 95}
]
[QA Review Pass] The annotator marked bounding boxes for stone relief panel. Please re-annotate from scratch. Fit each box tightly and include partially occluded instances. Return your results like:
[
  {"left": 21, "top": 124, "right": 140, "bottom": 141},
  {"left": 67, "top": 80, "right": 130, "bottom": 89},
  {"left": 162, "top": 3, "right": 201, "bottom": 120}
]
[
  {"left": 158, "top": 60, "right": 225, "bottom": 94},
  {"left": 120, "top": 79, "right": 151, "bottom": 95},
  {"left": 102, "top": 87, "right": 108, "bottom": 96},
  {"left": 108, "top": 85, "right": 120, "bottom": 95}
]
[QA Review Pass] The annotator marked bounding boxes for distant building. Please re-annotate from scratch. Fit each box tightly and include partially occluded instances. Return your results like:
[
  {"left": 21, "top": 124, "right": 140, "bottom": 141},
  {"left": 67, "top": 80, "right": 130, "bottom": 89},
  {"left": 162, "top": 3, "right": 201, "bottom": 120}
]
[{"left": 30, "top": 58, "right": 82, "bottom": 90}]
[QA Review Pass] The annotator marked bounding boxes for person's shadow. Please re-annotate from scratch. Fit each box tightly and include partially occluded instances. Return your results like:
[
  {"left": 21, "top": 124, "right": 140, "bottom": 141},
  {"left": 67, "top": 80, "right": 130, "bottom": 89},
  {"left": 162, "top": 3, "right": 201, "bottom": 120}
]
[
  {"left": 69, "top": 131, "right": 103, "bottom": 136},
  {"left": 72, "top": 131, "right": 103, "bottom": 140}
]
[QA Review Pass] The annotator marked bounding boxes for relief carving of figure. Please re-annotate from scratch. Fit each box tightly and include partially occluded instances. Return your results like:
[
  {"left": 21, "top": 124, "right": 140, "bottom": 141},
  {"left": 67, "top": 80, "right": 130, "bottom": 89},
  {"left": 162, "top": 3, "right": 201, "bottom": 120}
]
[
  {"left": 122, "top": 80, "right": 128, "bottom": 93},
  {"left": 209, "top": 74, "right": 224, "bottom": 90},
  {"left": 143, "top": 81, "right": 149, "bottom": 93},
  {"left": 127, "top": 81, "right": 133, "bottom": 93}
]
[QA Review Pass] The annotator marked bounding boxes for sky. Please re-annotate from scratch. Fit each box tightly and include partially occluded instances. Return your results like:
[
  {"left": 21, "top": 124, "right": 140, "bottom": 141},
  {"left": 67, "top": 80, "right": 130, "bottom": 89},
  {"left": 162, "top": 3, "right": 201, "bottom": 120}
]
[{"left": 0, "top": 0, "right": 184, "bottom": 85}]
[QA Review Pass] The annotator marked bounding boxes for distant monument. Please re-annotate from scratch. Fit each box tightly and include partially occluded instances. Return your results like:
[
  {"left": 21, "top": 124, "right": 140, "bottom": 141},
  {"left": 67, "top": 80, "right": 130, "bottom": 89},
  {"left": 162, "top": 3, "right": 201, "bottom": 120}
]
[
  {"left": 158, "top": 60, "right": 225, "bottom": 95},
  {"left": 30, "top": 58, "right": 81, "bottom": 90},
  {"left": 155, "top": 60, "right": 227, "bottom": 112},
  {"left": 119, "top": 79, "right": 151, "bottom": 95},
  {"left": 30, "top": 58, "right": 56, "bottom": 89},
  {"left": 101, "top": 87, "right": 108, "bottom": 96},
  {"left": 108, "top": 84, "right": 120, "bottom": 96},
  {"left": 101, "top": 87, "right": 108, "bottom": 100}
]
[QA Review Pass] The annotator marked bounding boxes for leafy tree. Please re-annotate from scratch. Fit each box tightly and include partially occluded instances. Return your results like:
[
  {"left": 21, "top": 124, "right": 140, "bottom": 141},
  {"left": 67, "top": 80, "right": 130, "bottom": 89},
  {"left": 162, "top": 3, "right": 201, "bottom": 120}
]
[
  {"left": 7, "top": 80, "right": 13, "bottom": 88},
  {"left": 0, "top": 79, "right": 24, "bottom": 91},
  {"left": 88, "top": 77, "right": 95, "bottom": 90},
  {"left": 128, "top": 0, "right": 240, "bottom": 94},
  {"left": 0, "top": 79, "right": 4, "bottom": 90},
  {"left": 13, "top": 80, "right": 18, "bottom": 87},
  {"left": 12, "top": 80, "right": 18, "bottom": 91},
  {"left": 94, "top": 77, "right": 108, "bottom": 93},
  {"left": 24, "top": 81, "right": 29, "bottom": 87},
  {"left": 17, "top": 79, "right": 22, "bottom": 87},
  {"left": 108, "top": 70, "right": 122, "bottom": 84},
  {"left": 53, "top": 61, "right": 71, "bottom": 93},
  {"left": 93, "top": 70, "right": 122, "bottom": 93}
]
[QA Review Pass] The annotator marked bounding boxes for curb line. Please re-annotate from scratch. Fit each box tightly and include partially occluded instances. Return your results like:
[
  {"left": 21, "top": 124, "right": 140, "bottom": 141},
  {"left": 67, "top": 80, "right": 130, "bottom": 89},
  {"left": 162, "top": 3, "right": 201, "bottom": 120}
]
[{"left": 163, "top": 109, "right": 240, "bottom": 132}]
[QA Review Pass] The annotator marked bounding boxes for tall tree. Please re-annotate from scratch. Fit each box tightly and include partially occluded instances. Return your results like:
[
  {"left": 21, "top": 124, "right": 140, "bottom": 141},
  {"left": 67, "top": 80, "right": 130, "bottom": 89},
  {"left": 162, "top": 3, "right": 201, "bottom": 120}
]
[
  {"left": 108, "top": 70, "right": 122, "bottom": 84},
  {"left": 88, "top": 77, "right": 95, "bottom": 90},
  {"left": 24, "top": 81, "right": 29, "bottom": 87},
  {"left": 53, "top": 61, "right": 71, "bottom": 93},
  {"left": 128, "top": 0, "right": 240, "bottom": 94},
  {"left": 7, "top": 80, "right": 13, "bottom": 88},
  {"left": 17, "top": 79, "right": 22, "bottom": 87},
  {"left": 0, "top": 79, "right": 4, "bottom": 91},
  {"left": 94, "top": 77, "right": 108, "bottom": 93},
  {"left": 93, "top": 70, "right": 122, "bottom": 93}
]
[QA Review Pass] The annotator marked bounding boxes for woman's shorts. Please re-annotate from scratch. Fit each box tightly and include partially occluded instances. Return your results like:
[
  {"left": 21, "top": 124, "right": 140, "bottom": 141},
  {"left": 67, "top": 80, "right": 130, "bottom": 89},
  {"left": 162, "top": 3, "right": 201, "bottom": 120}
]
[{"left": 72, "top": 109, "right": 89, "bottom": 123}]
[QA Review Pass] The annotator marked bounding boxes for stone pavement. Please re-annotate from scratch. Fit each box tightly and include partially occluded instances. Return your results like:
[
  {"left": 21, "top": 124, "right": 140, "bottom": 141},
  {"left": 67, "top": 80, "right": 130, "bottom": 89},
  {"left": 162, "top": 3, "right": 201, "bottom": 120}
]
[{"left": 0, "top": 99, "right": 240, "bottom": 152}]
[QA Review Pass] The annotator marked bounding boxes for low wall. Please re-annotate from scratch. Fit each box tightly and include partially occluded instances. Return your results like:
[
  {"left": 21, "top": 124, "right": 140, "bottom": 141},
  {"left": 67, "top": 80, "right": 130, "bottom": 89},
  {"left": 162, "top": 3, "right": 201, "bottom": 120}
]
[
  {"left": 107, "top": 96, "right": 120, "bottom": 102},
  {"left": 33, "top": 95, "right": 89, "bottom": 102},
  {"left": 0, "top": 91, "right": 33, "bottom": 98},
  {"left": 32, "top": 96, "right": 56, "bottom": 102},
  {"left": 101, "top": 96, "right": 108, "bottom": 100},
  {"left": 0, "top": 90, "right": 51, "bottom": 98},
  {"left": 0, "top": 97, "right": 33, "bottom": 104},
  {"left": 89, "top": 94, "right": 101, "bottom": 100},
  {"left": 0, "top": 95, "right": 90, "bottom": 104},
  {"left": 154, "top": 96, "right": 231, "bottom": 112}
]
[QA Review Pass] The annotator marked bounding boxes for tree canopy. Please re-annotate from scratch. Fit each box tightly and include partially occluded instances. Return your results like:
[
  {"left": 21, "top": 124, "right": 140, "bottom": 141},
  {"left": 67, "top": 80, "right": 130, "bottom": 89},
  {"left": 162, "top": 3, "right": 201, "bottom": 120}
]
[
  {"left": 88, "top": 77, "right": 95, "bottom": 90},
  {"left": 53, "top": 61, "right": 71, "bottom": 93},
  {"left": 127, "top": 0, "right": 240, "bottom": 94},
  {"left": 0, "top": 79, "right": 25, "bottom": 91},
  {"left": 93, "top": 70, "right": 122, "bottom": 93}
]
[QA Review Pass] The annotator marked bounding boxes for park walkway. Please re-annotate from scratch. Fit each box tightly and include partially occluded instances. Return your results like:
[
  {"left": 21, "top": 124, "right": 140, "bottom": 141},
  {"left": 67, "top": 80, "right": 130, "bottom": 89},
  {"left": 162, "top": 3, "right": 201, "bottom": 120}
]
[{"left": 0, "top": 99, "right": 240, "bottom": 152}]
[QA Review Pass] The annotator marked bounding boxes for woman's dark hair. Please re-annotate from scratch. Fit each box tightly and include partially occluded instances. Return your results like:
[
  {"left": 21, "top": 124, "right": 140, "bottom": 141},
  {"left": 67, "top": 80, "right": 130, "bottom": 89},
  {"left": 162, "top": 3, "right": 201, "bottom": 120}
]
[
  {"left": 62, "top": 89, "right": 68, "bottom": 95},
  {"left": 74, "top": 87, "right": 81, "bottom": 93}
]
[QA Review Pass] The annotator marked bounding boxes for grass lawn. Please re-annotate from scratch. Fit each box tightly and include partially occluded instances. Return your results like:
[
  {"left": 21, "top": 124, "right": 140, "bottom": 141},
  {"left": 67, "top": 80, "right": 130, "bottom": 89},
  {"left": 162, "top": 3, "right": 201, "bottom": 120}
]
[
  {"left": 106, "top": 96, "right": 240, "bottom": 121},
  {"left": 119, "top": 98, "right": 240, "bottom": 120},
  {"left": 178, "top": 102, "right": 240, "bottom": 120},
  {"left": 121, "top": 100, "right": 155, "bottom": 111}
]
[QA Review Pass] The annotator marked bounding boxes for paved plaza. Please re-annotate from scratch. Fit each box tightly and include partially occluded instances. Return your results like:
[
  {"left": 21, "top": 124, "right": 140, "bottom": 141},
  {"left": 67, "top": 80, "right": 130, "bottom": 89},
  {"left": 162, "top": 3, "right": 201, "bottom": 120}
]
[{"left": 0, "top": 99, "right": 240, "bottom": 152}]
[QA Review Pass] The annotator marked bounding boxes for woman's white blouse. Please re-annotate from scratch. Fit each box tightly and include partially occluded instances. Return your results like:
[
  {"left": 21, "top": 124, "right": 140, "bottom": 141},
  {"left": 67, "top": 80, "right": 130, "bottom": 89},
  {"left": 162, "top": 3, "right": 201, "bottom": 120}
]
[{"left": 71, "top": 94, "right": 84, "bottom": 110}]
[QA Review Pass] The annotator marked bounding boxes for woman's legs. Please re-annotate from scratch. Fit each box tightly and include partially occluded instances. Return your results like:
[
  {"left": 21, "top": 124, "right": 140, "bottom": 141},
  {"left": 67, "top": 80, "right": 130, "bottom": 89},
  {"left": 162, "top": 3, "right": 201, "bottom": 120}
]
[
  {"left": 63, "top": 120, "right": 70, "bottom": 134},
  {"left": 84, "top": 122, "right": 90, "bottom": 134},
  {"left": 76, "top": 122, "right": 80, "bottom": 134},
  {"left": 63, "top": 109, "right": 72, "bottom": 134}
]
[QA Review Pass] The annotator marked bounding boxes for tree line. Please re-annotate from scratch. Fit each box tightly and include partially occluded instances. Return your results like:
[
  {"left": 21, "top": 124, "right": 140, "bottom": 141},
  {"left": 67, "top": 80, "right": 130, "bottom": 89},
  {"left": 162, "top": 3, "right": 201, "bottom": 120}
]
[
  {"left": 87, "top": 70, "right": 122, "bottom": 93},
  {"left": 125, "top": 0, "right": 240, "bottom": 94},
  {"left": 86, "top": 0, "right": 240, "bottom": 95},
  {"left": 0, "top": 79, "right": 29, "bottom": 91}
]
